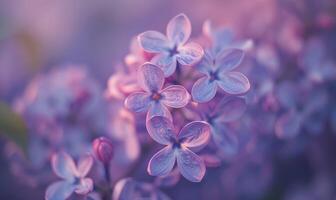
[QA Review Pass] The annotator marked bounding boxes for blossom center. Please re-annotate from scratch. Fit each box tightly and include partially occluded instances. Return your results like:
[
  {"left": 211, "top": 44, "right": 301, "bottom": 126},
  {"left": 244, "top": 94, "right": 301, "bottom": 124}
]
[
  {"left": 172, "top": 141, "right": 181, "bottom": 149},
  {"left": 169, "top": 45, "right": 179, "bottom": 56},
  {"left": 209, "top": 71, "right": 219, "bottom": 82},
  {"left": 151, "top": 92, "right": 162, "bottom": 101}
]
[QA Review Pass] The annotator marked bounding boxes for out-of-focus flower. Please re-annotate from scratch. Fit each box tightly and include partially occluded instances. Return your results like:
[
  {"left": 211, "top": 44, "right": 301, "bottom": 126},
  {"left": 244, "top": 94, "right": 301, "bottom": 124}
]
[
  {"left": 202, "top": 20, "right": 254, "bottom": 54},
  {"left": 113, "top": 178, "right": 171, "bottom": 200},
  {"left": 138, "top": 13, "right": 204, "bottom": 77},
  {"left": 301, "top": 37, "right": 336, "bottom": 83},
  {"left": 125, "top": 63, "right": 190, "bottom": 120},
  {"left": 92, "top": 137, "right": 114, "bottom": 165},
  {"left": 5, "top": 65, "right": 106, "bottom": 186},
  {"left": 45, "top": 151, "right": 93, "bottom": 200},
  {"left": 192, "top": 49, "right": 250, "bottom": 102},
  {"left": 275, "top": 80, "right": 328, "bottom": 138},
  {"left": 105, "top": 70, "right": 140, "bottom": 100},
  {"left": 202, "top": 96, "right": 247, "bottom": 157},
  {"left": 14, "top": 65, "right": 107, "bottom": 134},
  {"left": 125, "top": 37, "right": 154, "bottom": 67},
  {"left": 146, "top": 116, "right": 210, "bottom": 182}
]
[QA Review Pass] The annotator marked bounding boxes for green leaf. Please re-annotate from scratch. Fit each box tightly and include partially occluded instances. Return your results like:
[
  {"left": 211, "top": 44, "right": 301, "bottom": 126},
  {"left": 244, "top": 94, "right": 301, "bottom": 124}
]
[{"left": 0, "top": 101, "right": 28, "bottom": 154}]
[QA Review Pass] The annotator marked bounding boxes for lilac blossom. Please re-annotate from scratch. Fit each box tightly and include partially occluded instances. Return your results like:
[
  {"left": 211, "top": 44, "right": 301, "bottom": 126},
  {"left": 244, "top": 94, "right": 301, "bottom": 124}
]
[
  {"left": 202, "top": 20, "right": 254, "bottom": 54},
  {"left": 124, "top": 63, "right": 190, "bottom": 120},
  {"left": 275, "top": 80, "right": 328, "bottom": 138},
  {"left": 191, "top": 49, "right": 250, "bottom": 102},
  {"left": 6, "top": 66, "right": 105, "bottom": 186},
  {"left": 113, "top": 178, "right": 171, "bottom": 200},
  {"left": 202, "top": 96, "right": 247, "bottom": 157},
  {"left": 301, "top": 37, "right": 336, "bottom": 83},
  {"left": 45, "top": 151, "right": 93, "bottom": 200},
  {"left": 138, "top": 13, "right": 204, "bottom": 77},
  {"left": 146, "top": 116, "right": 210, "bottom": 182}
]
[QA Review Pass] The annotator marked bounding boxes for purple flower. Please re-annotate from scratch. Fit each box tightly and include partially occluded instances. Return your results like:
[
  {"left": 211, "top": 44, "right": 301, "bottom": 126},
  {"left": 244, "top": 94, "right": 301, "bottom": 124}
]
[
  {"left": 124, "top": 63, "right": 190, "bottom": 120},
  {"left": 45, "top": 151, "right": 93, "bottom": 200},
  {"left": 146, "top": 116, "right": 210, "bottom": 182},
  {"left": 138, "top": 13, "right": 204, "bottom": 77},
  {"left": 275, "top": 80, "right": 328, "bottom": 138},
  {"left": 301, "top": 38, "right": 336, "bottom": 83},
  {"left": 202, "top": 20, "right": 253, "bottom": 54},
  {"left": 113, "top": 178, "right": 171, "bottom": 200},
  {"left": 205, "top": 96, "right": 247, "bottom": 156},
  {"left": 192, "top": 49, "right": 250, "bottom": 102}
]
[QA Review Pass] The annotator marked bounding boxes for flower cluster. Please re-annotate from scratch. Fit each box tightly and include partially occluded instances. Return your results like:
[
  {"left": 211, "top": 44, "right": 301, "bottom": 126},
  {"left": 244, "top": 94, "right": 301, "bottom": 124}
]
[
  {"left": 122, "top": 13, "right": 250, "bottom": 183},
  {"left": 2, "top": 3, "right": 336, "bottom": 200}
]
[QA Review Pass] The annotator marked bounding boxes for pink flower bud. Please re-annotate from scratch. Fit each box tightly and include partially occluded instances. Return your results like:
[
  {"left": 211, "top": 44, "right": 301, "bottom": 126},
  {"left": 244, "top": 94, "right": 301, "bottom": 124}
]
[{"left": 92, "top": 137, "right": 114, "bottom": 164}]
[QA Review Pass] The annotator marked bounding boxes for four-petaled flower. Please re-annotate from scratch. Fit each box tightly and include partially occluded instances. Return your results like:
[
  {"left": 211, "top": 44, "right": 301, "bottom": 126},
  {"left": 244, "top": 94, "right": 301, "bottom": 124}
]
[
  {"left": 202, "top": 96, "right": 247, "bottom": 156},
  {"left": 125, "top": 63, "right": 190, "bottom": 120},
  {"left": 146, "top": 116, "right": 211, "bottom": 182},
  {"left": 45, "top": 151, "right": 94, "bottom": 200},
  {"left": 192, "top": 49, "right": 250, "bottom": 102},
  {"left": 138, "top": 13, "right": 204, "bottom": 77}
]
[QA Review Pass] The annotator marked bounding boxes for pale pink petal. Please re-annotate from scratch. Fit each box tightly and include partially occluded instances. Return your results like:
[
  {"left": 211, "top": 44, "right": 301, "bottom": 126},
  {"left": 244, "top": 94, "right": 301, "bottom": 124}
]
[
  {"left": 151, "top": 53, "right": 177, "bottom": 77},
  {"left": 178, "top": 121, "right": 211, "bottom": 149},
  {"left": 147, "top": 102, "right": 173, "bottom": 122},
  {"left": 124, "top": 92, "right": 151, "bottom": 112},
  {"left": 161, "top": 85, "right": 190, "bottom": 108},
  {"left": 51, "top": 151, "right": 76, "bottom": 181},
  {"left": 217, "top": 48, "right": 244, "bottom": 72},
  {"left": 166, "top": 13, "right": 191, "bottom": 45},
  {"left": 177, "top": 42, "right": 204, "bottom": 66},
  {"left": 138, "top": 31, "right": 169, "bottom": 53},
  {"left": 176, "top": 148, "right": 206, "bottom": 182},
  {"left": 146, "top": 116, "right": 176, "bottom": 145},
  {"left": 218, "top": 72, "right": 250, "bottom": 94},
  {"left": 74, "top": 178, "right": 93, "bottom": 195},
  {"left": 138, "top": 63, "right": 165, "bottom": 92},
  {"left": 196, "top": 50, "right": 214, "bottom": 75},
  {"left": 147, "top": 145, "right": 176, "bottom": 176},
  {"left": 191, "top": 76, "right": 218, "bottom": 103},
  {"left": 76, "top": 154, "right": 93, "bottom": 178},
  {"left": 45, "top": 181, "right": 76, "bottom": 200}
]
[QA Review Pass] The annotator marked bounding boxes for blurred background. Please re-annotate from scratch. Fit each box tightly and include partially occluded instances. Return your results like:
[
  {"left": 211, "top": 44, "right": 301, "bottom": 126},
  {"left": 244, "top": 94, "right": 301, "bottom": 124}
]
[{"left": 0, "top": 0, "right": 336, "bottom": 199}]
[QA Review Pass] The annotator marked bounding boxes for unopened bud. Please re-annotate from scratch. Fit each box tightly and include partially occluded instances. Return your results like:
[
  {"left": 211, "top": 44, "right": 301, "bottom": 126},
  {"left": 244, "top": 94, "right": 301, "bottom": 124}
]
[{"left": 92, "top": 137, "right": 114, "bottom": 164}]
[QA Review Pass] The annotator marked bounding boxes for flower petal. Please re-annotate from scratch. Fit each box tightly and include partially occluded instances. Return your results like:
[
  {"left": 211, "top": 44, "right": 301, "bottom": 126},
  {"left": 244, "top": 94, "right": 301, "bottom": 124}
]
[
  {"left": 178, "top": 121, "right": 210, "bottom": 149},
  {"left": 75, "top": 178, "right": 93, "bottom": 195},
  {"left": 212, "top": 124, "right": 239, "bottom": 156},
  {"left": 217, "top": 48, "right": 244, "bottom": 72},
  {"left": 275, "top": 110, "right": 302, "bottom": 139},
  {"left": 176, "top": 148, "right": 206, "bottom": 182},
  {"left": 215, "top": 96, "right": 247, "bottom": 123},
  {"left": 147, "top": 102, "right": 173, "bottom": 122},
  {"left": 51, "top": 151, "right": 76, "bottom": 181},
  {"left": 218, "top": 72, "right": 250, "bottom": 94},
  {"left": 151, "top": 53, "right": 177, "bottom": 77},
  {"left": 125, "top": 92, "right": 151, "bottom": 112},
  {"left": 76, "top": 154, "right": 93, "bottom": 178},
  {"left": 177, "top": 42, "right": 204, "bottom": 66},
  {"left": 147, "top": 145, "right": 176, "bottom": 176},
  {"left": 138, "top": 31, "right": 169, "bottom": 53},
  {"left": 196, "top": 50, "right": 214, "bottom": 75},
  {"left": 45, "top": 181, "right": 76, "bottom": 200},
  {"left": 191, "top": 76, "right": 218, "bottom": 103},
  {"left": 138, "top": 63, "right": 165, "bottom": 92},
  {"left": 166, "top": 13, "right": 191, "bottom": 45},
  {"left": 161, "top": 85, "right": 190, "bottom": 108},
  {"left": 146, "top": 116, "right": 176, "bottom": 145}
]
